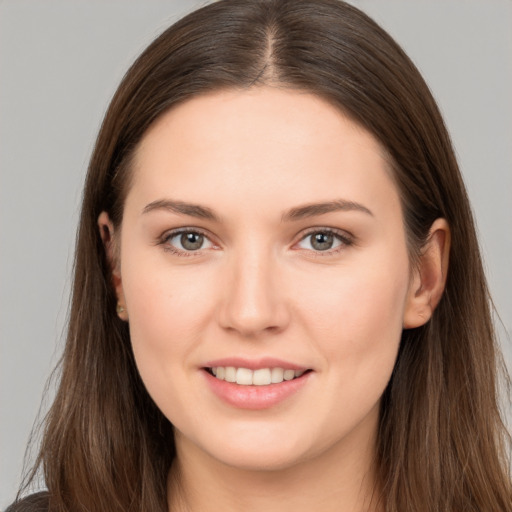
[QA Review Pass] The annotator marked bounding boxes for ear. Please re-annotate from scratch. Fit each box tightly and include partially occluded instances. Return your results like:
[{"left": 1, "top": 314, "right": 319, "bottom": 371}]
[
  {"left": 403, "top": 218, "right": 450, "bottom": 329},
  {"left": 98, "top": 211, "right": 128, "bottom": 321}
]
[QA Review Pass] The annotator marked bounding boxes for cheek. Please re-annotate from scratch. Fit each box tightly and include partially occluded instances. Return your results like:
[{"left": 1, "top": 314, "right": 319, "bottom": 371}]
[
  {"left": 124, "top": 264, "right": 217, "bottom": 354},
  {"left": 289, "top": 250, "right": 410, "bottom": 442},
  {"left": 118, "top": 245, "right": 219, "bottom": 407},
  {"left": 298, "top": 248, "right": 409, "bottom": 374}
]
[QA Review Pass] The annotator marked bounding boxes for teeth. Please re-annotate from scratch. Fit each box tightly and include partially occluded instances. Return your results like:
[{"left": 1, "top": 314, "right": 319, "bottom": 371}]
[
  {"left": 271, "top": 367, "right": 284, "bottom": 383},
  {"left": 225, "top": 366, "right": 236, "bottom": 383},
  {"left": 236, "top": 368, "right": 253, "bottom": 385},
  {"left": 210, "top": 367, "right": 307, "bottom": 386},
  {"left": 283, "top": 369, "right": 295, "bottom": 381},
  {"left": 253, "top": 368, "right": 271, "bottom": 385}
]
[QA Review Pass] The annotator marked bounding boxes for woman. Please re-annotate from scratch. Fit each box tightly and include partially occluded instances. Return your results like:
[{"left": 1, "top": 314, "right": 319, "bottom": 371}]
[{"left": 8, "top": 0, "right": 511, "bottom": 511}]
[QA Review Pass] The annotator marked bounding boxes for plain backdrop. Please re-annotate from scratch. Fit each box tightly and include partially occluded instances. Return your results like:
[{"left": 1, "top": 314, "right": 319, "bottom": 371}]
[{"left": 1, "top": 0, "right": 511, "bottom": 507}]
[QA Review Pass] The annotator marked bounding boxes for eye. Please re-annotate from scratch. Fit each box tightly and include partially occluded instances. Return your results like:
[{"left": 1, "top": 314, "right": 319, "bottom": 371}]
[
  {"left": 296, "top": 229, "right": 351, "bottom": 252},
  {"left": 163, "top": 230, "right": 215, "bottom": 253}
]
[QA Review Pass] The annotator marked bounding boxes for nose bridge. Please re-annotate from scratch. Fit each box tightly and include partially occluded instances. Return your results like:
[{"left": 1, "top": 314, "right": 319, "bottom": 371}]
[{"left": 219, "top": 239, "right": 288, "bottom": 336}]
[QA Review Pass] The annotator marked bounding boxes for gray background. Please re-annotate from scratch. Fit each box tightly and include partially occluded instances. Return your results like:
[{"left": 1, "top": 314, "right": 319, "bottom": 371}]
[{"left": 1, "top": 0, "right": 511, "bottom": 507}]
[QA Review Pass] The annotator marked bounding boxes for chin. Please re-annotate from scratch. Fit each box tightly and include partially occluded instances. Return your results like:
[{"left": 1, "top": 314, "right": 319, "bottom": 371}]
[
  {"left": 189, "top": 423, "right": 324, "bottom": 472},
  {"left": 210, "top": 443, "right": 309, "bottom": 472}
]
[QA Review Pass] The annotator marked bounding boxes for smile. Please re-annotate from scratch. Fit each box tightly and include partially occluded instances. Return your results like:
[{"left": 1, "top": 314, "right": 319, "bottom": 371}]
[
  {"left": 203, "top": 365, "right": 312, "bottom": 410},
  {"left": 207, "top": 367, "right": 306, "bottom": 386}
]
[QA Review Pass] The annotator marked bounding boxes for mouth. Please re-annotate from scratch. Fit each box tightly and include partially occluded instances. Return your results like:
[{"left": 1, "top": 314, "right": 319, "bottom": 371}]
[
  {"left": 202, "top": 361, "right": 312, "bottom": 409},
  {"left": 204, "top": 367, "right": 311, "bottom": 386}
]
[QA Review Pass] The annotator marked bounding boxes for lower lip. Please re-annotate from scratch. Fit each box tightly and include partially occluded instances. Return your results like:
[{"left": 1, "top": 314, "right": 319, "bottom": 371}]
[{"left": 203, "top": 370, "right": 311, "bottom": 410}]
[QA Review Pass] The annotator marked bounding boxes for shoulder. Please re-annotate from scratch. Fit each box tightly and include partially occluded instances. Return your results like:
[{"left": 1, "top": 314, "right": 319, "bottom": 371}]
[{"left": 4, "top": 492, "right": 50, "bottom": 512}]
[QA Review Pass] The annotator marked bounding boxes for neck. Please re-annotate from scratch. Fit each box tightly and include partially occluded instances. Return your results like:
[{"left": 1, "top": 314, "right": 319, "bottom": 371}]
[{"left": 167, "top": 424, "right": 383, "bottom": 512}]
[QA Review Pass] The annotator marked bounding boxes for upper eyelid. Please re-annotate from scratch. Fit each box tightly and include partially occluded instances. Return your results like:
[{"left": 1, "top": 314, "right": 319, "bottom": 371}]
[
  {"left": 296, "top": 226, "right": 354, "bottom": 242},
  {"left": 158, "top": 227, "right": 218, "bottom": 254},
  {"left": 158, "top": 226, "right": 353, "bottom": 248},
  {"left": 157, "top": 229, "right": 217, "bottom": 259},
  {"left": 292, "top": 228, "right": 355, "bottom": 255},
  {"left": 161, "top": 226, "right": 214, "bottom": 241}
]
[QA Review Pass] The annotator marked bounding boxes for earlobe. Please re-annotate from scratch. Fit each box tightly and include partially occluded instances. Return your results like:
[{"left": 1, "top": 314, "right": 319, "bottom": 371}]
[
  {"left": 403, "top": 218, "right": 450, "bottom": 329},
  {"left": 98, "top": 212, "right": 128, "bottom": 321}
]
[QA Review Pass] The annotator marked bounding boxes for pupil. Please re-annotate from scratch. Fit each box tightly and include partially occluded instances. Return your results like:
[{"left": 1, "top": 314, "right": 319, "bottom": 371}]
[
  {"left": 181, "top": 232, "right": 203, "bottom": 250},
  {"left": 312, "top": 232, "right": 333, "bottom": 251}
]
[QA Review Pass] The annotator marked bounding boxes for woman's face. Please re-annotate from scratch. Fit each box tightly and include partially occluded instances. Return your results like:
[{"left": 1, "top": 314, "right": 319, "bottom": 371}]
[{"left": 110, "top": 87, "right": 418, "bottom": 471}]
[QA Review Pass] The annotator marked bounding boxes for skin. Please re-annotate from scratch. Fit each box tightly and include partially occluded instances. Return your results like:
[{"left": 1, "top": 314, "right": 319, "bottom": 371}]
[{"left": 99, "top": 87, "right": 449, "bottom": 512}]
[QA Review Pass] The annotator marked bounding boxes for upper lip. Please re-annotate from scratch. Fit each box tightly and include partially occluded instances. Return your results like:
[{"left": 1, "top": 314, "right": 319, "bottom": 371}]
[{"left": 203, "top": 357, "right": 309, "bottom": 371}]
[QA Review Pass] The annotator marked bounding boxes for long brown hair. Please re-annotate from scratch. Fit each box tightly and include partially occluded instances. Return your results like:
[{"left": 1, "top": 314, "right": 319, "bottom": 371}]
[{"left": 16, "top": 0, "right": 511, "bottom": 510}]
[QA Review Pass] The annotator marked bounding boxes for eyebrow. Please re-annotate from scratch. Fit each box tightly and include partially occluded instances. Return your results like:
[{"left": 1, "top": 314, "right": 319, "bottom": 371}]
[
  {"left": 142, "top": 198, "right": 373, "bottom": 223},
  {"left": 282, "top": 199, "right": 373, "bottom": 222},
  {"left": 142, "top": 199, "right": 219, "bottom": 221}
]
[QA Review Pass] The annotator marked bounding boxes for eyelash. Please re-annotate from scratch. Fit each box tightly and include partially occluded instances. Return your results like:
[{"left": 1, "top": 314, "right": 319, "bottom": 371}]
[
  {"left": 159, "top": 228, "right": 216, "bottom": 257},
  {"left": 158, "top": 227, "right": 354, "bottom": 257},
  {"left": 295, "top": 227, "right": 354, "bottom": 256}
]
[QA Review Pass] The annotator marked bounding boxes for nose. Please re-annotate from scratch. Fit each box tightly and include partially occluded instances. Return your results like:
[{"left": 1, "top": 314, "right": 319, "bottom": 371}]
[{"left": 217, "top": 246, "right": 290, "bottom": 338}]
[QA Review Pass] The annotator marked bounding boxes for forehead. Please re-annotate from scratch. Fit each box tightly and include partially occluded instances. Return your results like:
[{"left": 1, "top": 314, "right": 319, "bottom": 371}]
[
  {"left": 127, "top": 87, "right": 399, "bottom": 217},
  {"left": 136, "top": 87, "right": 387, "bottom": 162}
]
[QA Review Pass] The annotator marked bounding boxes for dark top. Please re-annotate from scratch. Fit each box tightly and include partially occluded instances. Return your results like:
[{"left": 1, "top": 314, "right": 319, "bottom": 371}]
[{"left": 4, "top": 492, "right": 49, "bottom": 512}]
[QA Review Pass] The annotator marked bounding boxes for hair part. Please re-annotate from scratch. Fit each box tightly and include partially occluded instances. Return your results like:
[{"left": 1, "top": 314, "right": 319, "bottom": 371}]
[{"left": 15, "top": 1, "right": 511, "bottom": 511}]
